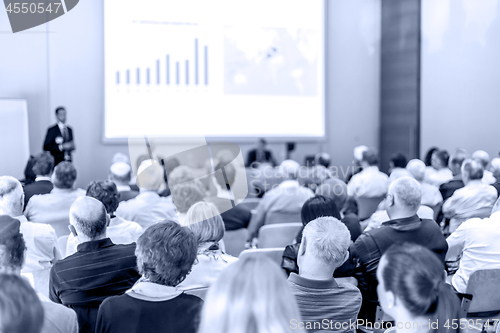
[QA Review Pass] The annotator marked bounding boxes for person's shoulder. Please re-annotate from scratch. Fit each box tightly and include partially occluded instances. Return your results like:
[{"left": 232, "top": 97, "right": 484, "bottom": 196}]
[
  {"left": 20, "top": 220, "right": 56, "bottom": 236},
  {"left": 112, "top": 242, "right": 137, "bottom": 252},
  {"left": 47, "top": 124, "right": 58, "bottom": 131},
  {"left": 222, "top": 253, "right": 239, "bottom": 264}
]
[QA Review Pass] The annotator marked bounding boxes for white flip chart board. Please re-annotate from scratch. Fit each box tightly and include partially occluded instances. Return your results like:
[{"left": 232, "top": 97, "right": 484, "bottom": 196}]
[{"left": 0, "top": 99, "right": 30, "bottom": 179}]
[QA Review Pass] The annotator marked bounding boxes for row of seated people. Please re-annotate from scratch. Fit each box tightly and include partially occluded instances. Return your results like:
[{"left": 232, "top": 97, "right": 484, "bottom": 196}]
[
  {"left": 5, "top": 146, "right": 500, "bottom": 332},
  {"left": 0, "top": 202, "right": 465, "bottom": 333}
]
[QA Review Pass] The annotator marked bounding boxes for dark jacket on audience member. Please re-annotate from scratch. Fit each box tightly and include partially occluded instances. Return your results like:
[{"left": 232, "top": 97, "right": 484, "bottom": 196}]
[
  {"left": 205, "top": 196, "right": 252, "bottom": 231},
  {"left": 95, "top": 291, "right": 203, "bottom": 333},
  {"left": 439, "top": 177, "right": 465, "bottom": 202},
  {"left": 49, "top": 238, "right": 140, "bottom": 333},
  {"left": 23, "top": 179, "right": 53, "bottom": 209},
  {"left": 350, "top": 215, "right": 448, "bottom": 324}
]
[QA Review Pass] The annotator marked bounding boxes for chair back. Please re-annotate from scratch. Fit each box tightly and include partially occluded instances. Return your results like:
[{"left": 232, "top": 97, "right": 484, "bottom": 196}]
[
  {"left": 239, "top": 248, "right": 285, "bottom": 266},
  {"left": 463, "top": 269, "right": 500, "bottom": 315},
  {"left": 222, "top": 228, "right": 249, "bottom": 257},
  {"left": 57, "top": 235, "right": 69, "bottom": 258},
  {"left": 258, "top": 223, "right": 303, "bottom": 248},
  {"left": 185, "top": 287, "right": 209, "bottom": 300},
  {"left": 374, "top": 306, "right": 395, "bottom": 333},
  {"left": 357, "top": 196, "right": 385, "bottom": 220},
  {"left": 266, "top": 210, "right": 302, "bottom": 225}
]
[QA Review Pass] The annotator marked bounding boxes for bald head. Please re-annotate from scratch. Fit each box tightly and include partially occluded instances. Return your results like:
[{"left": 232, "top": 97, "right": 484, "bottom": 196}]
[
  {"left": 406, "top": 159, "right": 426, "bottom": 182},
  {"left": 136, "top": 160, "right": 164, "bottom": 190},
  {"left": 387, "top": 177, "right": 422, "bottom": 216},
  {"left": 279, "top": 160, "right": 300, "bottom": 180},
  {"left": 491, "top": 158, "right": 500, "bottom": 179},
  {"left": 70, "top": 197, "right": 108, "bottom": 239},
  {"left": 472, "top": 150, "right": 490, "bottom": 169}
]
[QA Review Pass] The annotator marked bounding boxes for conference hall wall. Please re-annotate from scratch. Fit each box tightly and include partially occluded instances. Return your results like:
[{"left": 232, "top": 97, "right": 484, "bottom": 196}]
[
  {"left": 0, "top": 0, "right": 380, "bottom": 188},
  {"left": 420, "top": 0, "right": 500, "bottom": 159}
]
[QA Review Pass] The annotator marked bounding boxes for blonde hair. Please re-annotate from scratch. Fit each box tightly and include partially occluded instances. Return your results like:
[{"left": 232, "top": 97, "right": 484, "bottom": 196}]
[
  {"left": 182, "top": 201, "right": 225, "bottom": 244},
  {"left": 198, "top": 256, "right": 305, "bottom": 333}
]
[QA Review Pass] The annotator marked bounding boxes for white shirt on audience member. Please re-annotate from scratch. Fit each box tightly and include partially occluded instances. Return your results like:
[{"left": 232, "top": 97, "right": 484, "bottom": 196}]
[
  {"left": 446, "top": 212, "right": 500, "bottom": 293},
  {"left": 177, "top": 245, "right": 238, "bottom": 291},
  {"left": 115, "top": 190, "right": 177, "bottom": 229},
  {"left": 482, "top": 170, "right": 497, "bottom": 185},
  {"left": 65, "top": 215, "right": 144, "bottom": 257},
  {"left": 347, "top": 166, "right": 388, "bottom": 197},
  {"left": 14, "top": 215, "right": 59, "bottom": 273},
  {"left": 443, "top": 180, "right": 498, "bottom": 233},
  {"left": 424, "top": 167, "right": 453, "bottom": 187},
  {"left": 420, "top": 182, "right": 443, "bottom": 207},
  {"left": 388, "top": 168, "right": 412, "bottom": 185}
]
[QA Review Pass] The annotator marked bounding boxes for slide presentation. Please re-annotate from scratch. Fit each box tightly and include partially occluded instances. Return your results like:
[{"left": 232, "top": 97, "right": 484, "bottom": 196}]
[{"left": 104, "top": 0, "right": 325, "bottom": 139}]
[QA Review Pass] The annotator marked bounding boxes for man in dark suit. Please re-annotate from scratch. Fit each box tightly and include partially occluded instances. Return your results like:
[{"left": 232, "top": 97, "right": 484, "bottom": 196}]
[
  {"left": 43, "top": 107, "right": 75, "bottom": 165},
  {"left": 246, "top": 138, "right": 276, "bottom": 168},
  {"left": 23, "top": 152, "right": 54, "bottom": 208}
]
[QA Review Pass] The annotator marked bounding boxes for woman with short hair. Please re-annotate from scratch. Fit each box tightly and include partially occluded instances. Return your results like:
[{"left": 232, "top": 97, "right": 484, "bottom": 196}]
[
  {"left": 178, "top": 201, "right": 238, "bottom": 291},
  {"left": 198, "top": 255, "right": 305, "bottom": 333},
  {"left": 95, "top": 221, "right": 203, "bottom": 333}
]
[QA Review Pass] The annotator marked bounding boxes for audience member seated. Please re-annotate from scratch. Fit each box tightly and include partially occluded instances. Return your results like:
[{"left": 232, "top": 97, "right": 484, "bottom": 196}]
[
  {"left": 288, "top": 217, "right": 361, "bottom": 333},
  {"left": 178, "top": 202, "right": 238, "bottom": 290},
  {"left": 347, "top": 149, "right": 388, "bottom": 198},
  {"left": 491, "top": 158, "right": 500, "bottom": 197},
  {"left": 345, "top": 145, "right": 368, "bottom": 184},
  {"left": 205, "top": 163, "right": 251, "bottom": 230},
  {"left": 0, "top": 176, "right": 60, "bottom": 297},
  {"left": 315, "top": 152, "right": 331, "bottom": 169},
  {"left": 95, "top": 222, "right": 203, "bottom": 333},
  {"left": 387, "top": 153, "right": 412, "bottom": 185},
  {"left": 446, "top": 198, "right": 500, "bottom": 293},
  {"left": 351, "top": 177, "right": 448, "bottom": 324},
  {"left": 198, "top": 255, "right": 305, "bottom": 333},
  {"left": 24, "top": 162, "right": 85, "bottom": 237},
  {"left": 315, "top": 178, "right": 361, "bottom": 241},
  {"left": 116, "top": 160, "right": 177, "bottom": 229},
  {"left": 109, "top": 161, "right": 139, "bottom": 202},
  {"left": 66, "top": 180, "right": 143, "bottom": 256},
  {"left": 439, "top": 150, "right": 468, "bottom": 202},
  {"left": 168, "top": 166, "right": 206, "bottom": 224},
  {"left": 424, "top": 149, "right": 453, "bottom": 187},
  {"left": 247, "top": 160, "right": 314, "bottom": 238},
  {"left": 0, "top": 274, "right": 45, "bottom": 333},
  {"left": 406, "top": 159, "right": 443, "bottom": 207},
  {"left": 472, "top": 150, "right": 496, "bottom": 185},
  {"left": 443, "top": 159, "right": 498, "bottom": 233},
  {"left": 282, "top": 195, "right": 356, "bottom": 278},
  {"left": 0, "top": 215, "right": 78, "bottom": 333},
  {"left": 246, "top": 138, "right": 276, "bottom": 168},
  {"left": 363, "top": 203, "right": 436, "bottom": 232},
  {"left": 49, "top": 197, "right": 140, "bottom": 333},
  {"left": 23, "top": 152, "right": 54, "bottom": 208},
  {"left": 377, "top": 244, "right": 461, "bottom": 333}
]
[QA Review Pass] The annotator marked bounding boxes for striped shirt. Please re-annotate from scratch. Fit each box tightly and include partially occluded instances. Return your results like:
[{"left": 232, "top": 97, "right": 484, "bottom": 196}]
[
  {"left": 288, "top": 273, "right": 362, "bottom": 333},
  {"left": 49, "top": 238, "right": 140, "bottom": 333}
]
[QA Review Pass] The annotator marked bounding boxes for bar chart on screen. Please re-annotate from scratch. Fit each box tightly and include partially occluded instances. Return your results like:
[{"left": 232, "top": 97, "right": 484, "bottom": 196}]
[{"left": 114, "top": 38, "right": 209, "bottom": 88}]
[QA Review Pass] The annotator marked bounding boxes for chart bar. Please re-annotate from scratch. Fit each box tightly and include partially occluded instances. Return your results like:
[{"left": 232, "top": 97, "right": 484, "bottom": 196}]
[
  {"left": 146, "top": 68, "right": 150, "bottom": 85},
  {"left": 204, "top": 46, "right": 208, "bottom": 85},
  {"left": 156, "top": 60, "right": 160, "bottom": 85},
  {"left": 195, "top": 39, "right": 198, "bottom": 85},
  {"left": 126, "top": 70, "right": 130, "bottom": 85},
  {"left": 166, "top": 55, "right": 170, "bottom": 85},
  {"left": 185, "top": 60, "right": 189, "bottom": 85},
  {"left": 136, "top": 68, "right": 140, "bottom": 85},
  {"left": 116, "top": 71, "right": 119, "bottom": 84},
  {"left": 176, "top": 61, "right": 179, "bottom": 85}
]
